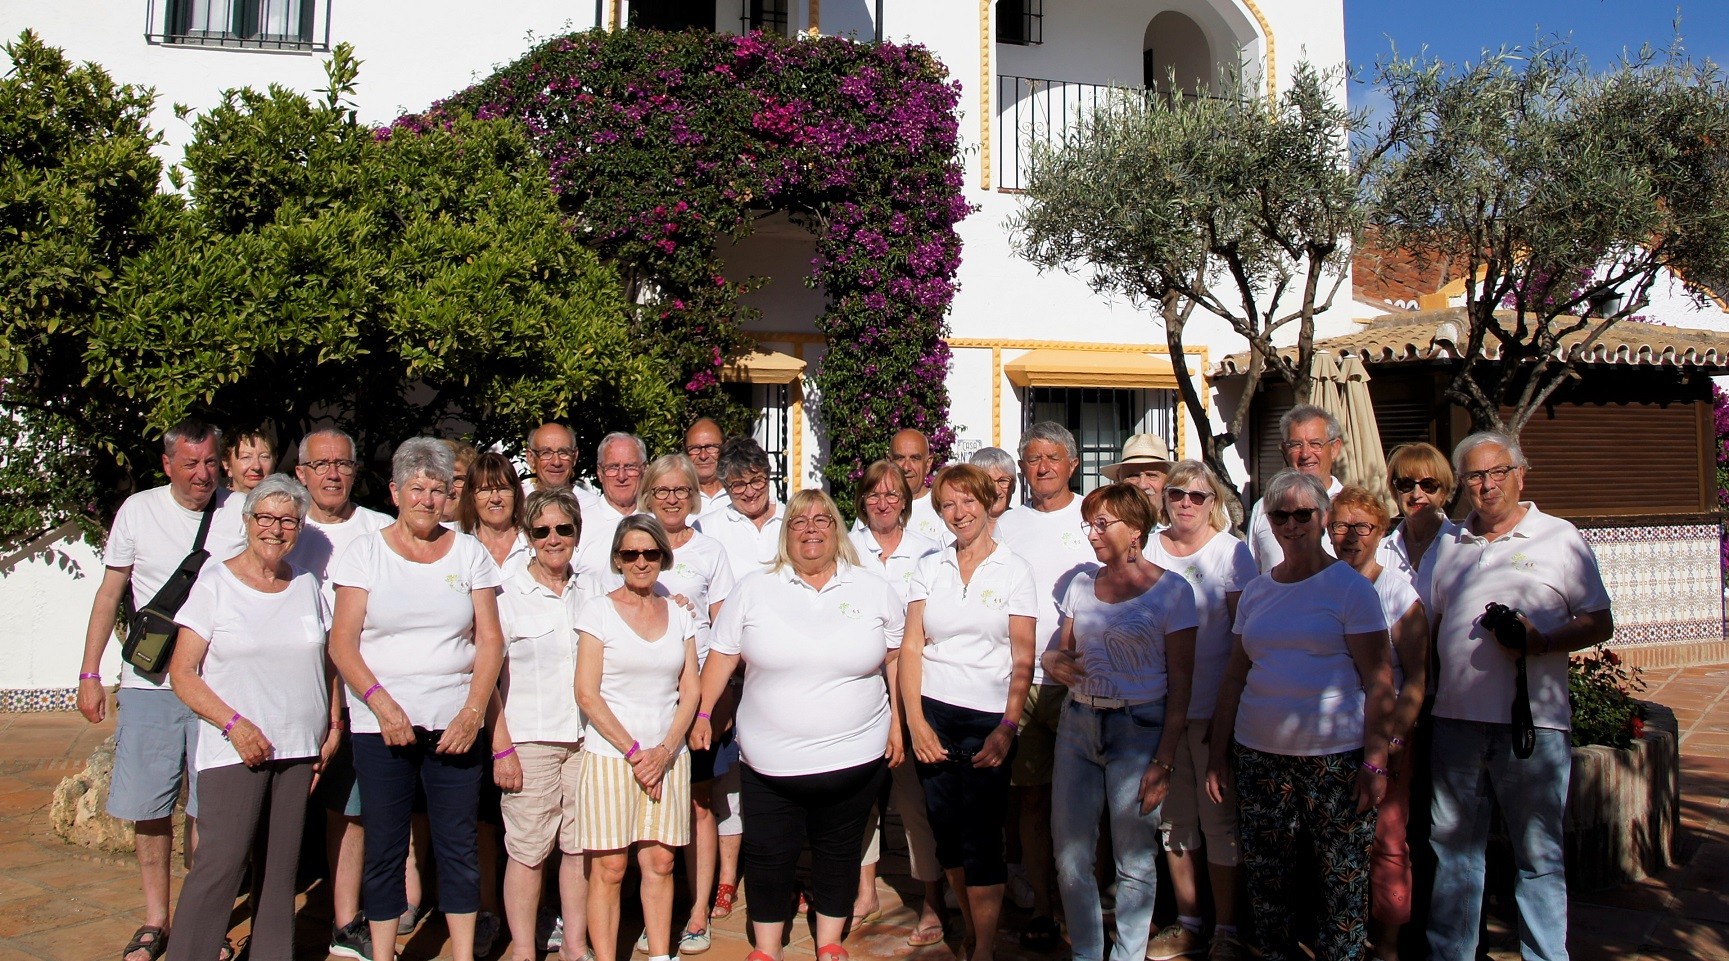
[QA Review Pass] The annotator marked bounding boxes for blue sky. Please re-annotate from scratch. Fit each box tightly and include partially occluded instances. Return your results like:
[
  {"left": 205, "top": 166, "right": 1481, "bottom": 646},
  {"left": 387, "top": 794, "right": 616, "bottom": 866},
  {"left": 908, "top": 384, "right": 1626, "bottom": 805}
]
[{"left": 1344, "top": 0, "right": 1729, "bottom": 108}]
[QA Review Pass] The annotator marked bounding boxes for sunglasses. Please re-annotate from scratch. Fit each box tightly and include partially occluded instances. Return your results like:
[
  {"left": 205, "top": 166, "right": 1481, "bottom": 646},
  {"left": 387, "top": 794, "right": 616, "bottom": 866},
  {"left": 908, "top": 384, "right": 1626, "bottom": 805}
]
[
  {"left": 1165, "top": 487, "right": 1213, "bottom": 505},
  {"left": 1391, "top": 477, "right": 1443, "bottom": 495},
  {"left": 1267, "top": 508, "right": 1319, "bottom": 525},
  {"left": 616, "top": 548, "right": 665, "bottom": 564},
  {"left": 528, "top": 523, "right": 576, "bottom": 540}
]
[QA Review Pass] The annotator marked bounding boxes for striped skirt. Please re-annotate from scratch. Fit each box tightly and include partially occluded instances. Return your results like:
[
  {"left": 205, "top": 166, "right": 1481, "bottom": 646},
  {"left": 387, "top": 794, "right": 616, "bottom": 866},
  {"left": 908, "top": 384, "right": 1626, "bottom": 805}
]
[{"left": 576, "top": 749, "right": 692, "bottom": 850}]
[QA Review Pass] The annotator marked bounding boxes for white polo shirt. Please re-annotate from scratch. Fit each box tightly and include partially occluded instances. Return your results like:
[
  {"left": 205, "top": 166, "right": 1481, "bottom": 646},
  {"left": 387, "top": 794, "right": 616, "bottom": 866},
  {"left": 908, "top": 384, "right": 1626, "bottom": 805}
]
[
  {"left": 1147, "top": 529, "right": 1258, "bottom": 719},
  {"left": 1418, "top": 503, "right": 1611, "bottom": 730},
  {"left": 911, "top": 543, "right": 1039, "bottom": 713},
  {"left": 1246, "top": 475, "right": 1345, "bottom": 573},
  {"left": 696, "top": 502, "right": 785, "bottom": 581},
  {"left": 573, "top": 498, "right": 640, "bottom": 580},
  {"left": 993, "top": 497, "right": 1098, "bottom": 685},
  {"left": 498, "top": 568, "right": 595, "bottom": 743},
  {"left": 697, "top": 486, "right": 730, "bottom": 522},
  {"left": 1378, "top": 516, "right": 1460, "bottom": 590},
  {"left": 287, "top": 505, "right": 393, "bottom": 610},
  {"left": 849, "top": 527, "right": 943, "bottom": 606},
  {"left": 104, "top": 485, "right": 248, "bottom": 689},
  {"left": 1372, "top": 567, "right": 1422, "bottom": 693},
  {"left": 710, "top": 563, "right": 905, "bottom": 776},
  {"left": 907, "top": 494, "right": 953, "bottom": 546}
]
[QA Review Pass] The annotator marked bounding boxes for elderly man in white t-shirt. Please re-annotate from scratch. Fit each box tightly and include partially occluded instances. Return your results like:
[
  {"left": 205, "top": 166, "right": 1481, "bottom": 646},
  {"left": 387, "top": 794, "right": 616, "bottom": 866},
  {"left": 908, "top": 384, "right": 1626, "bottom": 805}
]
[
  {"left": 76, "top": 419, "right": 247, "bottom": 961},
  {"left": 573, "top": 432, "right": 648, "bottom": 579},
  {"left": 992, "top": 421, "right": 1099, "bottom": 950},
  {"left": 685, "top": 418, "right": 731, "bottom": 521},
  {"left": 1246, "top": 404, "right": 1346, "bottom": 572},
  {"left": 891, "top": 428, "right": 951, "bottom": 544},
  {"left": 1417, "top": 432, "right": 1613, "bottom": 961}
]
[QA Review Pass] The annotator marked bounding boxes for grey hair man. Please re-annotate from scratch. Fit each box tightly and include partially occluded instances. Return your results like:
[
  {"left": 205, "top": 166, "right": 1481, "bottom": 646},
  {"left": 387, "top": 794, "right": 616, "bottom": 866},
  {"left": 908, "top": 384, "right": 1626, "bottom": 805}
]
[
  {"left": 77, "top": 418, "right": 249, "bottom": 961},
  {"left": 1418, "top": 432, "right": 1612, "bottom": 961},
  {"left": 573, "top": 432, "right": 648, "bottom": 579},
  {"left": 1246, "top": 403, "right": 1345, "bottom": 572}
]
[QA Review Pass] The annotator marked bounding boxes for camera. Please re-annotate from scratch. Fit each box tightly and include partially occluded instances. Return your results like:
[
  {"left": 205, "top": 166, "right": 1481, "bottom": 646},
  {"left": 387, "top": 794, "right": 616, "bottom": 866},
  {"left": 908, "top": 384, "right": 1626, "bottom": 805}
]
[{"left": 1482, "top": 602, "right": 1528, "bottom": 654}]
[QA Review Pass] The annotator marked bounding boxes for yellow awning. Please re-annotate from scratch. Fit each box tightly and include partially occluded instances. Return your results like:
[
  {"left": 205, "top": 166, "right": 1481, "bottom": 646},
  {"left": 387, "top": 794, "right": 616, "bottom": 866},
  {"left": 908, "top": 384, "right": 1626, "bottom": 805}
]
[
  {"left": 1004, "top": 348, "right": 1179, "bottom": 389},
  {"left": 721, "top": 349, "right": 806, "bottom": 385}
]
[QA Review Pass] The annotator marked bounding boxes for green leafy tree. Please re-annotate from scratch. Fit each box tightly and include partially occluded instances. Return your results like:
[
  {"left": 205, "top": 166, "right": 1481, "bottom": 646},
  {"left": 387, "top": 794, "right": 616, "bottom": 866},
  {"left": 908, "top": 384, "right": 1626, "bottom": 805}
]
[
  {"left": 1365, "top": 40, "right": 1729, "bottom": 437},
  {"left": 1009, "top": 64, "right": 1362, "bottom": 511}
]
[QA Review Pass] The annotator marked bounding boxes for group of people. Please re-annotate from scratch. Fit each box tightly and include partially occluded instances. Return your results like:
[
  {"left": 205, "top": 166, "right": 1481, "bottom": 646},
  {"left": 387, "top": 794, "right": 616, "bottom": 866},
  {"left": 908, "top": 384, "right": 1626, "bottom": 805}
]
[{"left": 75, "top": 406, "right": 1610, "bottom": 961}]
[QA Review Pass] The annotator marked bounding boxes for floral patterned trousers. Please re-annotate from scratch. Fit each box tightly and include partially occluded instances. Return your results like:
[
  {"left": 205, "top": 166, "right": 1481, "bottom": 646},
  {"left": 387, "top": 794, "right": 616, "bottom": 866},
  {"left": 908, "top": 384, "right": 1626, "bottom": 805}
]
[{"left": 1235, "top": 744, "right": 1376, "bottom": 961}]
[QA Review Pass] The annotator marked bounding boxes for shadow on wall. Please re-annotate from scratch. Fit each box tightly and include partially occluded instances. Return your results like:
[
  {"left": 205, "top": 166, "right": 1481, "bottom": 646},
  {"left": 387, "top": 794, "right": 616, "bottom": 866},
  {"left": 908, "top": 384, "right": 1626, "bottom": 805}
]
[{"left": 0, "top": 521, "right": 95, "bottom": 579}]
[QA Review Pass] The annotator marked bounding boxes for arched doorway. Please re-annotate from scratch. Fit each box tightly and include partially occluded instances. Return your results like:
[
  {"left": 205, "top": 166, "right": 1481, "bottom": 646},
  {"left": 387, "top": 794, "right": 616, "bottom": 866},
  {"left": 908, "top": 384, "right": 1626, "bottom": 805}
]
[{"left": 1142, "top": 10, "right": 1212, "bottom": 96}]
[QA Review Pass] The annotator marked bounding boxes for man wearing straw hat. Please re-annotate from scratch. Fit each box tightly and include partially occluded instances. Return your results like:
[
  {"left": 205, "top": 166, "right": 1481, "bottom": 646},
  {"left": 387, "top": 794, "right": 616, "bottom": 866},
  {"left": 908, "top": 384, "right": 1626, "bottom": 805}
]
[{"left": 1100, "top": 434, "right": 1175, "bottom": 509}]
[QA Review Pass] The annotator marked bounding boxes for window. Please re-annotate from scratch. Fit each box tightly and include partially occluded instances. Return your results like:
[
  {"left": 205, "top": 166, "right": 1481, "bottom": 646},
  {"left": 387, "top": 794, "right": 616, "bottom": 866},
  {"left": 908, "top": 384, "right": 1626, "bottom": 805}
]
[
  {"left": 1026, "top": 387, "right": 1178, "bottom": 493},
  {"left": 741, "top": 0, "right": 789, "bottom": 34},
  {"left": 154, "top": 0, "right": 320, "bottom": 50},
  {"left": 630, "top": 0, "right": 716, "bottom": 31},
  {"left": 997, "top": 0, "right": 1043, "bottom": 46}
]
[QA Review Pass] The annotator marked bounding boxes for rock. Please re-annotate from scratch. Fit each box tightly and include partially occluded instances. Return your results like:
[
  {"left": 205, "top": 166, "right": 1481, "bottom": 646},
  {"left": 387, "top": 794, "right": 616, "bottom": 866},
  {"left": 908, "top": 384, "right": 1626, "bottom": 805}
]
[{"left": 49, "top": 734, "right": 136, "bottom": 856}]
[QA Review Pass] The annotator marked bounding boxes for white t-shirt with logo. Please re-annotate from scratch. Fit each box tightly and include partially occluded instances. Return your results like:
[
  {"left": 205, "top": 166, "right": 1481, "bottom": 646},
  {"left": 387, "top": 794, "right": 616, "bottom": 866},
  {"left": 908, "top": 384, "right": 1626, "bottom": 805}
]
[
  {"left": 993, "top": 497, "right": 1098, "bottom": 685},
  {"left": 849, "top": 527, "right": 942, "bottom": 607},
  {"left": 1232, "top": 561, "right": 1387, "bottom": 756},
  {"left": 329, "top": 531, "right": 505, "bottom": 733},
  {"left": 286, "top": 505, "right": 393, "bottom": 610},
  {"left": 1147, "top": 530, "right": 1258, "bottom": 719},
  {"left": 1246, "top": 475, "right": 1345, "bottom": 573},
  {"left": 175, "top": 564, "right": 330, "bottom": 771},
  {"left": 910, "top": 543, "right": 1039, "bottom": 713},
  {"left": 1059, "top": 569, "right": 1198, "bottom": 705},
  {"left": 498, "top": 568, "right": 595, "bottom": 744},
  {"left": 104, "top": 485, "right": 248, "bottom": 689},
  {"left": 711, "top": 563, "right": 905, "bottom": 776},
  {"left": 575, "top": 595, "right": 695, "bottom": 758}
]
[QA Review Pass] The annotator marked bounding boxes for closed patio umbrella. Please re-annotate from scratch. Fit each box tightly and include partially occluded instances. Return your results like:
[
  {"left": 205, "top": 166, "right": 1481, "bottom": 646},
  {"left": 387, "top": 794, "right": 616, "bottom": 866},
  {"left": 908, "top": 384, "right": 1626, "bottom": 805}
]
[{"left": 1336, "top": 353, "right": 1388, "bottom": 496}]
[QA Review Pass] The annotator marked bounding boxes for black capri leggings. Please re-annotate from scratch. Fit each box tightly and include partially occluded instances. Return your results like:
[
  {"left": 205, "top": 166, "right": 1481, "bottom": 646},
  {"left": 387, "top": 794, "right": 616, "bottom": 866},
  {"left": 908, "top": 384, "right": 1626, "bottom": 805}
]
[
  {"left": 740, "top": 757, "right": 887, "bottom": 924},
  {"left": 914, "top": 696, "right": 1015, "bottom": 886}
]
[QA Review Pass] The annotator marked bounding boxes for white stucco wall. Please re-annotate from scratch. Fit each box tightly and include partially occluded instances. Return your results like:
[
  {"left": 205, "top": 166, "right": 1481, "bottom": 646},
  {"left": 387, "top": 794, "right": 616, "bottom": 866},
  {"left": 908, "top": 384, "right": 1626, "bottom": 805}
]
[{"left": 0, "top": 528, "right": 118, "bottom": 694}]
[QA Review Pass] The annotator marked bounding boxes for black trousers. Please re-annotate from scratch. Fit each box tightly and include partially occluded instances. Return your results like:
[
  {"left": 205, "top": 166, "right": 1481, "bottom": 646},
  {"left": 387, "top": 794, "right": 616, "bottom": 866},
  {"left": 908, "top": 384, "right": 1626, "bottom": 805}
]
[
  {"left": 740, "top": 757, "right": 887, "bottom": 923},
  {"left": 915, "top": 696, "right": 1015, "bottom": 886}
]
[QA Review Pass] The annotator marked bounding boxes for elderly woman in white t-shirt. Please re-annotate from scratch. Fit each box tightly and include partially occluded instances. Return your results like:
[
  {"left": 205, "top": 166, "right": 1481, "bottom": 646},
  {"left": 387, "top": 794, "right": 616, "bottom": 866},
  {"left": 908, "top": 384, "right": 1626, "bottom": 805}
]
[
  {"left": 694, "top": 489, "right": 906, "bottom": 961},
  {"left": 328, "top": 438, "right": 507, "bottom": 961},
  {"left": 1042, "top": 483, "right": 1197, "bottom": 961},
  {"left": 1143, "top": 461, "right": 1258, "bottom": 961},
  {"left": 574, "top": 514, "right": 700, "bottom": 961},
  {"left": 166, "top": 475, "right": 337, "bottom": 961},
  {"left": 486, "top": 487, "right": 593, "bottom": 961},
  {"left": 903, "top": 464, "right": 1036, "bottom": 961},
  {"left": 1206, "top": 470, "right": 1394, "bottom": 961},
  {"left": 1329, "top": 486, "right": 1429, "bottom": 961}
]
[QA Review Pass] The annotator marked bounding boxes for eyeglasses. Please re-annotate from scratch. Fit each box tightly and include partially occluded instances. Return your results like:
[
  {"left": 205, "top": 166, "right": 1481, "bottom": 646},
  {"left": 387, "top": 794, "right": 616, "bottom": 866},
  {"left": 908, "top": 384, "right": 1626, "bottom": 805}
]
[
  {"left": 616, "top": 548, "right": 664, "bottom": 564},
  {"left": 1279, "top": 439, "right": 1337, "bottom": 454},
  {"left": 1267, "top": 508, "right": 1319, "bottom": 525},
  {"left": 864, "top": 490, "right": 904, "bottom": 504},
  {"left": 685, "top": 443, "right": 721, "bottom": 456},
  {"left": 601, "top": 463, "right": 644, "bottom": 477},
  {"left": 251, "top": 512, "right": 301, "bottom": 530},
  {"left": 531, "top": 447, "right": 576, "bottom": 460},
  {"left": 1461, "top": 464, "right": 1518, "bottom": 487},
  {"left": 726, "top": 476, "right": 769, "bottom": 494},
  {"left": 650, "top": 485, "right": 694, "bottom": 501},
  {"left": 1391, "top": 477, "right": 1443, "bottom": 495},
  {"left": 1329, "top": 521, "right": 1379, "bottom": 537},
  {"left": 529, "top": 523, "right": 577, "bottom": 540},
  {"left": 1165, "top": 487, "right": 1213, "bottom": 505},
  {"left": 474, "top": 485, "right": 513, "bottom": 498},
  {"left": 788, "top": 515, "right": 837, "bottom": 532},
  {"left": 1081, "top": 518, "right": 1127, "bottom": 535},
  {"left": 304, "top": 459, "right": 357, "bottom": 475}
]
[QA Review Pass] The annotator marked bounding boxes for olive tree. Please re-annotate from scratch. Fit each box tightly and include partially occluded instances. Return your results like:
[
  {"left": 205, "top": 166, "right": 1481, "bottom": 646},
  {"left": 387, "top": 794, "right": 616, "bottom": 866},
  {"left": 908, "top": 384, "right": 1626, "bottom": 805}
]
[{"left": 1009, "top": 63, "right": 1362, "bottom": 508}]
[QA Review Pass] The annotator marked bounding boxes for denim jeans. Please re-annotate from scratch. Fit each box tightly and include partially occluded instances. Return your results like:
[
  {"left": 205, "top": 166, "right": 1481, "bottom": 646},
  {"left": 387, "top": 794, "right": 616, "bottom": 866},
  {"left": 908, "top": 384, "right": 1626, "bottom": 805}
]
[
  {"left": 1428, "top": 718, "right": 1571, "bottom": 961},
  {"left": 1051, "top": 697, "right": 1165, "bottom": 961}
]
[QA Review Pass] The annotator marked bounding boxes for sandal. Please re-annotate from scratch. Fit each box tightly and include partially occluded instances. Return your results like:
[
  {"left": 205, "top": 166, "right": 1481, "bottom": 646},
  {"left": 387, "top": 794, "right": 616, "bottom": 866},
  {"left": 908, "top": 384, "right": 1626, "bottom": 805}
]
[
  {"left": 746, "top": 953, "right": 777, "bottom": 961},
  {"left": 817, "top": 944, "right": 850, "bottom": 961},
  {"left": 217, "top": 939, "right": 236, "bottom": 961},
  {"left": 907, "top": 921, "right": 946, "bottom": 947},
  {"left": 1019, "top": 915, "right": 1061, "bottom": 952},
  {"left": 710, "top": 883, "right": 737, "bottom": 919},
  {"left": 122, "top": 925, "right": 168, "bottom": 961}
]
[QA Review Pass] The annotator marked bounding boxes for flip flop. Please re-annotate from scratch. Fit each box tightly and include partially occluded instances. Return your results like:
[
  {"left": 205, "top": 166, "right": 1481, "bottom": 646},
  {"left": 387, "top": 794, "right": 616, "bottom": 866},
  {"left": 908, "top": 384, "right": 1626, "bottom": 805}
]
[
  {"left": 849, "top": 908, "right": 882, "bottom": 928},
  {"left": 817, "top": 943, "right": 850, "bottom": 961},
  {"left": 121, "top": 925, "right": 167, "bottom": 961},
  {"left": 907, "top": 922, "right": 946, "bottom": 947}
]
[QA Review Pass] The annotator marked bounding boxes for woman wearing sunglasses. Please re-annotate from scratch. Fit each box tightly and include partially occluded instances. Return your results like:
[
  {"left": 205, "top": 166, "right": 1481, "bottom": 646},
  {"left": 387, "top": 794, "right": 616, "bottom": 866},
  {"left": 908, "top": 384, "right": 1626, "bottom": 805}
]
[
  {"left": 486, "top": 488, "right": 595, "bottom": 961},
  {"left": 1142, "top": 461, "right": 1257, "bottom": 961},
  {"left": 1381, "top": 443, "right": 1458, "bottom": 579},
  {"left": 574, "top": 514, "right": 700, "bottom": 961},
  {"left": 1207, "top": 470, "right": 1394, "bottom": 961}
]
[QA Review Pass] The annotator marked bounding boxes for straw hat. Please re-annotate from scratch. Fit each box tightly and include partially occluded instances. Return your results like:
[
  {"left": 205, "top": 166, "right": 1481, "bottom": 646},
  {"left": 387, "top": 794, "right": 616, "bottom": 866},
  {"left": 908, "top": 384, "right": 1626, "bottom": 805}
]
[{"left": 1101, "top": 434, "right": 1173, "bottom": 481}]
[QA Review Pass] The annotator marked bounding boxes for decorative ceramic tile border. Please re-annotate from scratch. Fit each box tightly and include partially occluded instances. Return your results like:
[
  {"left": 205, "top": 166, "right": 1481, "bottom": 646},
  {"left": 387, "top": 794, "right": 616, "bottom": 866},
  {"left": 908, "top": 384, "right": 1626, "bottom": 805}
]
[
  {"left": 0, "top": 688, "right": 79, "bottom": 713},
  {"left": 1580, "top": 522, "right": 1726, "bottom": 648}
]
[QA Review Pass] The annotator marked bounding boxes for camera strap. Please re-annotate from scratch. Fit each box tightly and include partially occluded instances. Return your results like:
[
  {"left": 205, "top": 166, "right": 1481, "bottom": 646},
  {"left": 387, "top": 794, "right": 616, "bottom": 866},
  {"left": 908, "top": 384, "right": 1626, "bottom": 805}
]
[{"left": 1511, "top": 655, "right": 1536, "bottom": 759}]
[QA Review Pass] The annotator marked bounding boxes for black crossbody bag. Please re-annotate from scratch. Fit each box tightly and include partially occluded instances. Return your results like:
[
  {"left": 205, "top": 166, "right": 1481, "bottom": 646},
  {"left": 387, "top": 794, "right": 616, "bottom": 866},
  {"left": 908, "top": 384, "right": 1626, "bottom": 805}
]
[{"left": 120, "top": 500, "right": 217, "bottom": 675}]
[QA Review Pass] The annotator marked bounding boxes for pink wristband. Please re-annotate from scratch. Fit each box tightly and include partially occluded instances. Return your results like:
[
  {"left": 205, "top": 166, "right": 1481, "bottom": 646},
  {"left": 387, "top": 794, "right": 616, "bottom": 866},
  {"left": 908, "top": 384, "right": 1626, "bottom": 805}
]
[
  {"left": 222, "top": 713, "right": 242, "bottom": 740},
  {"left": 79, "top": 672, "right": 102, "bottom": 681},
  {"left": 697, "top": 711, "right": 712, "bottom": 720},
  {"left": 361, "top": 683, "right": 383, "bottom": 702},
  {"left": 999, "top": 718, "right": 1019, "bottom": 732},
  {"left": 1362, "top": 760, "right": 1390, "bottom": 778},
  {"left": 492, "top": 746, "right": 517, "bottom": 760},
  {"left": 625, "top": 740, "right": 641, "bottom": 760}
]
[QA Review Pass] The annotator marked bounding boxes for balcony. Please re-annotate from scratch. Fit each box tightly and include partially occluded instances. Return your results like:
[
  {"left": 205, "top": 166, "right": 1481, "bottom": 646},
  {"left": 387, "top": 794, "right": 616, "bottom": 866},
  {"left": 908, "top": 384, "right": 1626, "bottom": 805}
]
[{"left": 145, "top": 0, "right": 329, "bottom": 52}]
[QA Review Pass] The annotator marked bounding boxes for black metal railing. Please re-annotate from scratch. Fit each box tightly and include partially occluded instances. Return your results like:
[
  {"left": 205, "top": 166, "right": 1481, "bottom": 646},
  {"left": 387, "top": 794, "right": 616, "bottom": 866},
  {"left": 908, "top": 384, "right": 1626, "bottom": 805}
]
[
  {"left": 145, "top": 0, "right": 330, "bottom": 52},
  {"left": 995, "top": 74, "right": 1217, "bottom": 191}
]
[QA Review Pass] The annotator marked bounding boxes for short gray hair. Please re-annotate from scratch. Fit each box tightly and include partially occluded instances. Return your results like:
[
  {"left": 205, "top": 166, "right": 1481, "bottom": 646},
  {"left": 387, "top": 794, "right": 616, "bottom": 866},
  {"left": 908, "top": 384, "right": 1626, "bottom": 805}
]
[
  {"left": 164, "top": 418, "right": 221, "bottom": 457},
  {"left": 1280, "top": 404, "right": 1342, "bottom": 442},
  {"left": 597, "top": 431, "right": 647, "bottom": 467},
  {"left": 521, "top": 488, "right": 583, "bottom": 538},
  {"left": 391, "top": 437, "right": 455, "bottom": 489},
  {"left": 1452, "top": 431, "right": 1528, "bottom": 478},
  {"left": 969, "top": 446, "right": 1016, "bottom": 476},
  {"left": 298, "top": 427, "right": 357, "bottom": 462},
  {"left": 243, "top": 473, "right": 311, "bottom": 520},
  {"left": 1018, "top": 421, "right": 1077, "bottom": 461},
  {"left": 717, "top": 437, "right": 771, "bottom": 483},
  {"left": 1263, "top": 469, "right": 1331, "bottom": 513}
]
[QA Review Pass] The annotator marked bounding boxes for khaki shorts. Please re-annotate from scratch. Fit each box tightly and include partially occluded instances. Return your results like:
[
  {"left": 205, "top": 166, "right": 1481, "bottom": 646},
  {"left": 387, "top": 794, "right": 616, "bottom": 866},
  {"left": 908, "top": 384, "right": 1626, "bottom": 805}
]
[
  {"left": 499, "top": 742, "right": 584, "bottom": 864},
  {"left": 1010, "top": 683, "right": 1066, "bottom": 787},
  {"left": 1157, "top": 723, "right": 1239, "bottom": 865}
]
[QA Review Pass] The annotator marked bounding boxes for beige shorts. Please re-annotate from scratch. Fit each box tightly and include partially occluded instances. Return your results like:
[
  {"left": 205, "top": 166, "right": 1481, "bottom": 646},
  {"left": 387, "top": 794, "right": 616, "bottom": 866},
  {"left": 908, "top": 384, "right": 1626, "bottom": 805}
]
[
  {"left": 1157, "top": 723, "right": 1240, "bottom": 866},
  {"left": 577, "top": 749, "right": 692, "bottom": 851},
  {"left": 1010, "top": 683, "right": 1066, "bottom": 787},
  {"left": 499, "top": 741, "right": 584, "bottom": 864}
]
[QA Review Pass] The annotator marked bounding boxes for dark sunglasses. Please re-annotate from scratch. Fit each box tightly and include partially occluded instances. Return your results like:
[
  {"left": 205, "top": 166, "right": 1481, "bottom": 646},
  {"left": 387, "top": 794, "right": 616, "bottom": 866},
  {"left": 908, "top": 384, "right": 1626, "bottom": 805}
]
[
  {"left": 616, "top": 548, "right": 665, "bottom": 564},
  {"left": 1267, "top": 508, "right": 1318, "bottom": 525},
  {"left": 1165, "top": 487, "right": 1213, "bottom": 505},
  {"left": 528, "top": 523, "right": 576, "bottom": 540},
  {"left": 1391, "top": 477, "right": 1443, "bottom": 495}
]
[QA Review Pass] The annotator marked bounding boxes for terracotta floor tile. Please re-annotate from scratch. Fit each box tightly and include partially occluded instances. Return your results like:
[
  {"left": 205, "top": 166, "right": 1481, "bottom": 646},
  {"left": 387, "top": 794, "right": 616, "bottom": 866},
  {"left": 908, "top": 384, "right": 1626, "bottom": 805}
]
[
  {"left": 0, "top": 892, "right": 113, "bottom": 938},
  {"left": 1646, "top": 917, "right": 1729, "bottom": 959}
]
